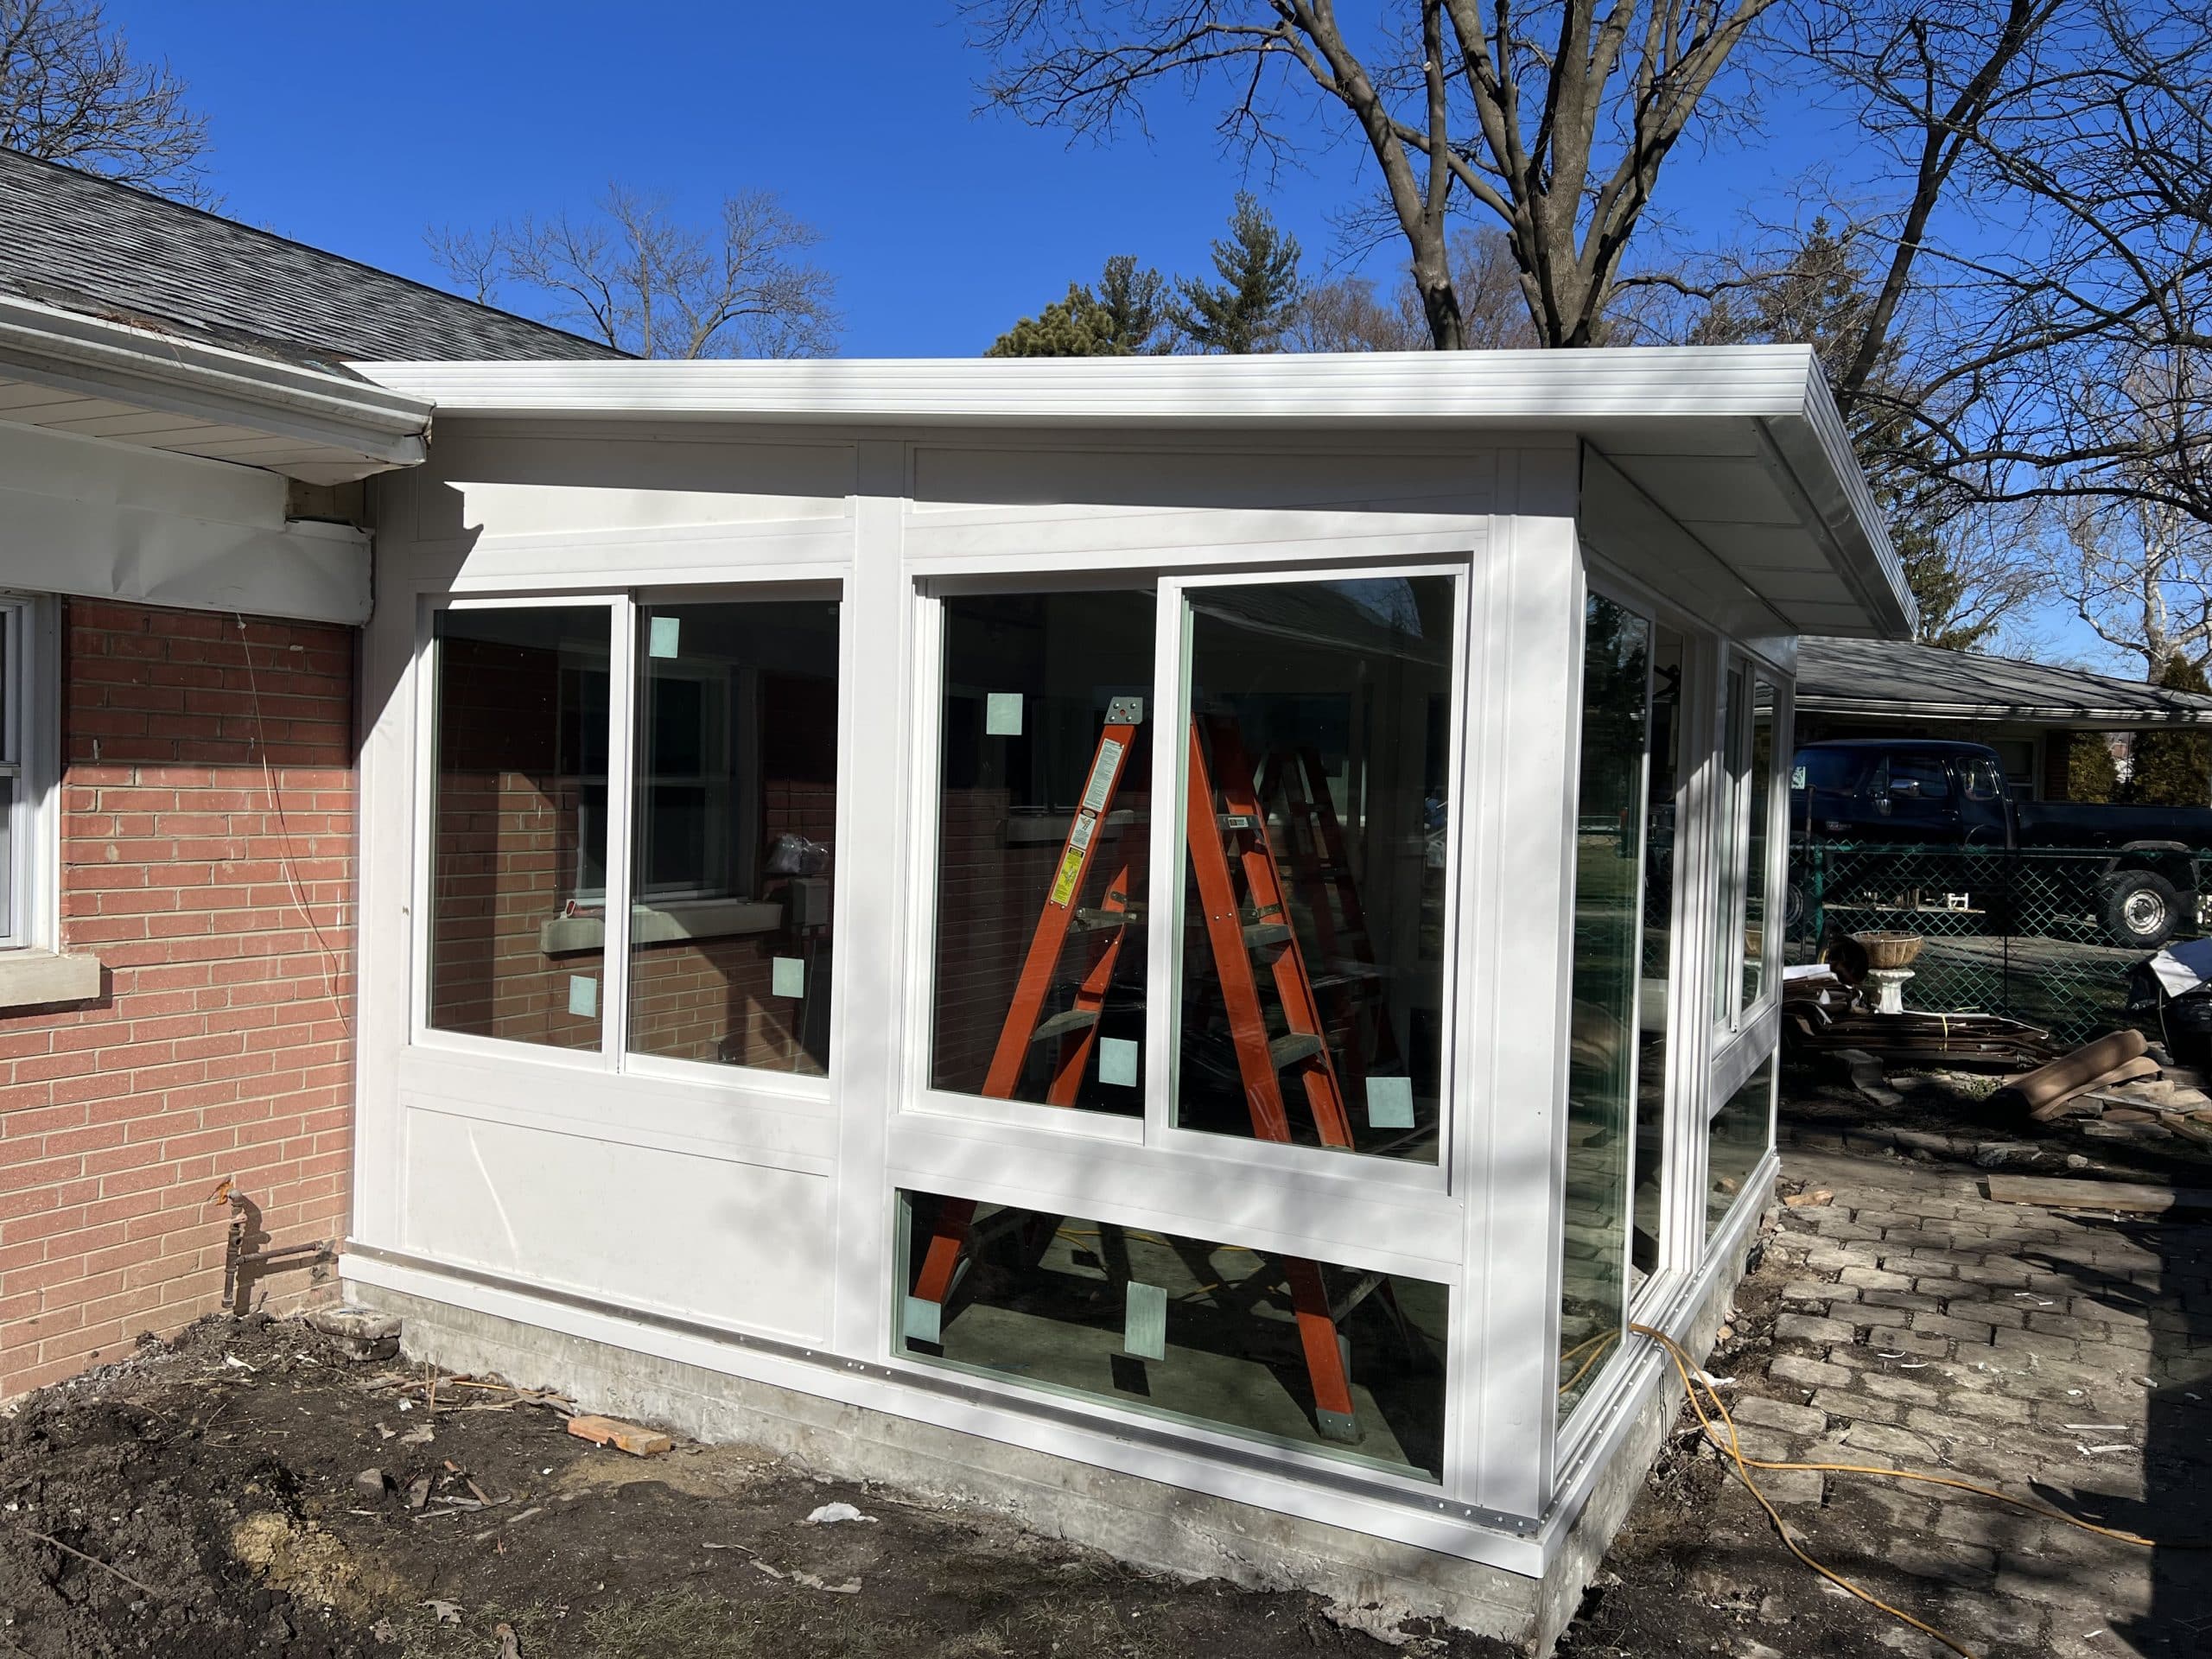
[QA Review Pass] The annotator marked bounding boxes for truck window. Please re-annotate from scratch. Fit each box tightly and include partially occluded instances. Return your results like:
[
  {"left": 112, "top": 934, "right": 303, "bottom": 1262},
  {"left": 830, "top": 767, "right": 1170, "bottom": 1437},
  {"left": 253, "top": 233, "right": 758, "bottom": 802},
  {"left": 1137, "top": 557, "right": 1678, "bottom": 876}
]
[
  {"left": 1792, "top": 749, "right": 1857, "bottom": 794},
  {"left": 1872, "top": 756, "right": 1952, "bottom": 801},
  {"left": 1960, "top": 758, "right": 2004, "bottom": 801}
]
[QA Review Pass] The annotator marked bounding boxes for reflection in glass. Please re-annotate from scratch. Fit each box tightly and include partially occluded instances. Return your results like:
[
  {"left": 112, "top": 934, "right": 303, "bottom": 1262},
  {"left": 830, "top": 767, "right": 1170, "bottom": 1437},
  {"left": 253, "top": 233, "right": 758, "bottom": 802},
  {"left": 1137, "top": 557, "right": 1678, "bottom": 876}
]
[
  {"left": 1175, "top": 577, "right": 1455, "bottom": 1162},
  {"left": 428, "top": 607, "right": 612, "bottom": 1051},
  {"left": 1560, "top": 594, "right": 1649, "bottom": 1417},
  {"left": 898, "top": 1190, "right": 1447, "bottom": 1478},
  {"left": 626, "top": 601, "right": 840, "bottom": 1075},
  {"left": 930, "top": 591, "right": 1155, "bottom": 1115},
  {"left": 1708, "top": 1059, "right": 1776, "bottom": 1237},
  {"left": 1632, "top": 627, "right": 1685, "bottom": 1280},
  {"left": 1714, "top": 660, "right": 1749, "bottom": 1019},
  {"left": 1742, "top": 681, "right": 1776, "bottom": 1011}
]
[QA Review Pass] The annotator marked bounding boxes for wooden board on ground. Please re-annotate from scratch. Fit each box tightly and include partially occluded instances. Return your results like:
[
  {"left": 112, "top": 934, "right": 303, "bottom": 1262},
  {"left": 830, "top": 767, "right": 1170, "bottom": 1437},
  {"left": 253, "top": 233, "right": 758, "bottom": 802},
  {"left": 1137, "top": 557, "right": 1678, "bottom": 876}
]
[
  {"left": 1986, "top": 1174, "right": 2212, "bottom": 1216},
  {"left": 565, "top": 1414, "right": 673, "bottom": 1456}
]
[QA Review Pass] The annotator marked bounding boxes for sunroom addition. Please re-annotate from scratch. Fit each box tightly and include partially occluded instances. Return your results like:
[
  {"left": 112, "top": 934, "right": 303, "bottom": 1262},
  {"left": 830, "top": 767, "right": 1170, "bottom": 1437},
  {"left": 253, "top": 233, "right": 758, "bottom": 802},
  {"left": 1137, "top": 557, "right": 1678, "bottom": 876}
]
[{"left": 341, "top": 348, "right": 1910, "bottom": 1652}]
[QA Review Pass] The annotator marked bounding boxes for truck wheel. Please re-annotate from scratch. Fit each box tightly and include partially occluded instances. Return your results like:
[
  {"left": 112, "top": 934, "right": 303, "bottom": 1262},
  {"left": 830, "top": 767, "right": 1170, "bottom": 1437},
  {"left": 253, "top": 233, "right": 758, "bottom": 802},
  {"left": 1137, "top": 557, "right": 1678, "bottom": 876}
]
[{"left": 2101, "top": 871, "right": 2182, "bottom": 948}]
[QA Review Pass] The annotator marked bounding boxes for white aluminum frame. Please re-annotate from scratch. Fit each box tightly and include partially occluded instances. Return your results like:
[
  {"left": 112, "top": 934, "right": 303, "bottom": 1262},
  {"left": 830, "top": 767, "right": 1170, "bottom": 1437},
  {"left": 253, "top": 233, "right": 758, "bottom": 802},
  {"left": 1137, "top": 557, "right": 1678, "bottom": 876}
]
[{"left": 0, "top": 594, "right": 54, "bottom": 954}]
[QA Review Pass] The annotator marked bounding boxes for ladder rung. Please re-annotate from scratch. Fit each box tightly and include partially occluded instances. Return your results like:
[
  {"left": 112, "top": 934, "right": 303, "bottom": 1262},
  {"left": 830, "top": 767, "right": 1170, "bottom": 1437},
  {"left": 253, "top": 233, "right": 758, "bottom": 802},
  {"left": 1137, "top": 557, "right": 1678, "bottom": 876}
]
[
  {"left": 1031, "top": 1007, "right": 1101, "bottom": 1044},
  {"left": 1217, "top": 813, "right": 1257, "bottom": 830},
  {"left": 1268, "top": 1033, "right": 1325, "bottom": 1070},
  {"left": 1074, "top": 907, "right": 1141, "bottom": 931},
  {"left": 1243, "top": 921, "right": 1293, "bottom": 949}
]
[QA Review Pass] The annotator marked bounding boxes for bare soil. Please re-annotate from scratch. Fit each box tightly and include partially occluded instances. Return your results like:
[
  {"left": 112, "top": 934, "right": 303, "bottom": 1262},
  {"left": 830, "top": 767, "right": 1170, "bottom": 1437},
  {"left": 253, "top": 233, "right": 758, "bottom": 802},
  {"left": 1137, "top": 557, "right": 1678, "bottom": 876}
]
[{"left": 0, "top": 1316, "right": 1514, "bottom": 1659}]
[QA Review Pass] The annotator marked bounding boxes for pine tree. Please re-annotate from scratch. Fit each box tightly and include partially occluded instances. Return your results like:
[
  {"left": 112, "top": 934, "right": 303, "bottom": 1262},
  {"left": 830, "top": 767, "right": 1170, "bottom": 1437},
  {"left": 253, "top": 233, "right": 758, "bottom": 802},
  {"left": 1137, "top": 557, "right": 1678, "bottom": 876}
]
[
  {"left": 1173, "top": 194, "right": 1301, "bottom": 354},
  {"left": 986, "top": 257, "right": 1172, "bottom": 357},
  {"left": 2126, "top": 656, "right": 2212, "bottom": 807}
]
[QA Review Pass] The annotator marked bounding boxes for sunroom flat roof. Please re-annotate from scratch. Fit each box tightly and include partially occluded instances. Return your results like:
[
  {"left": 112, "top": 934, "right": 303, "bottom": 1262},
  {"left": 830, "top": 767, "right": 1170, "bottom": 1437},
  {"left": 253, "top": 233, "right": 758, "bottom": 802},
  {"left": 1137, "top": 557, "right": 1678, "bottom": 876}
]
[{"left": 351, "top": 346, "right": 1912, "bottom": 639}]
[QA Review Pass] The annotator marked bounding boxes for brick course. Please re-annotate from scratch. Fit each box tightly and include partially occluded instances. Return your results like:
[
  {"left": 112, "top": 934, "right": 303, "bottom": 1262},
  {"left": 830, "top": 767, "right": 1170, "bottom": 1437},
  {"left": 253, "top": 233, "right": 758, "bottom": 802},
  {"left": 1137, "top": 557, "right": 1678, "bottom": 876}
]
[{"left": 0, "top": 600, "right": 355, "bottom": 1399}]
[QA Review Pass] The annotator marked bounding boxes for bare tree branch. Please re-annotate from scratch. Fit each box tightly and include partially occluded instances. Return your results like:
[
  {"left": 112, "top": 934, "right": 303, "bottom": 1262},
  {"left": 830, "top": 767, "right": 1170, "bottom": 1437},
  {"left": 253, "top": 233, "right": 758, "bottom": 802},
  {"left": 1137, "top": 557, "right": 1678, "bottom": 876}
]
[
  {"left": 0, "top": 0, "right": 211, "bottom": 203},
  {"left": 426, "top": 184, "right": 841, "bottom": 359}
]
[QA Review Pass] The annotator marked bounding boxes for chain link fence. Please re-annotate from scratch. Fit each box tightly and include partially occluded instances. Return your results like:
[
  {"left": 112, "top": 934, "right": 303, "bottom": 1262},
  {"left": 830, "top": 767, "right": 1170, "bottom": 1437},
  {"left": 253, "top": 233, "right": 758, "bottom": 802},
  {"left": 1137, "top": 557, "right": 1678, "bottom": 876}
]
[{"left": 1786, "top": 841, "right": 2208, "bottom": 1045}]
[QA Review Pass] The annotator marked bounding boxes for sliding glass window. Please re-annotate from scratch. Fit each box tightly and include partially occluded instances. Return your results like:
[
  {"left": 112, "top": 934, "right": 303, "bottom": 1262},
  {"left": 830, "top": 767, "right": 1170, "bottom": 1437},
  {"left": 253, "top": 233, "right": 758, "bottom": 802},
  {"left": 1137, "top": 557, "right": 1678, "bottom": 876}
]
[
  {"left": 427, "top": 606, "right": 613, "bottom": 1052},
  {"left": 626, "top": 600, "right": 840, "bottom": 1075},
  {"left": 1559, "top": 593, "right": 1649, "bottom": 1418},
  {"left": 423, "top": 594, "right": 842, "bottom": 1074},
  {"left": 1740, "top": 679, "right": 1777, "bottom": 1014},
  {"left": 1174, "top": 576, "right": 1456, "bottom": 1163},
  {"left": 928, "top": 590, "right": 1156, "bottom": 1116}
]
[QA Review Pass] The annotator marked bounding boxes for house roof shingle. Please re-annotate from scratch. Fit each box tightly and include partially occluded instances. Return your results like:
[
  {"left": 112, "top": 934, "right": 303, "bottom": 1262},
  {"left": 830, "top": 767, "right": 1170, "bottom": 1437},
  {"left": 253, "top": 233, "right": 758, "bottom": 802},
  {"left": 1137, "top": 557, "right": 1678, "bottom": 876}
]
[
  {"left": 0, "top": 147, "right": 623, "bottom": 368},
  {"left": 1797, "top": 637, "right": 2212, "bottom": 728}
]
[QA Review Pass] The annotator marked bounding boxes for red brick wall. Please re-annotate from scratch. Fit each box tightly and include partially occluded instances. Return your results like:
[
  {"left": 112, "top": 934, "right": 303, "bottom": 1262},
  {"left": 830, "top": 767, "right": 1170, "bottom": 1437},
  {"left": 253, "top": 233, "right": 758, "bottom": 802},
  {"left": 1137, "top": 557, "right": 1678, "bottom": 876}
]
[{"left": 0, "top": 601, "right": 355, "bottom": 1400}]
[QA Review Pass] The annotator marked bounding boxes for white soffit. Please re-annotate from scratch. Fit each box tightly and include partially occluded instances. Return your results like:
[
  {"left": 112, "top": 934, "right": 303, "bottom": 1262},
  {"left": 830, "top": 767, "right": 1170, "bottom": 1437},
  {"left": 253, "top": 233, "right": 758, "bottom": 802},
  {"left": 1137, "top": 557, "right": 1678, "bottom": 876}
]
[
  {"left": 0, "top": 293, "right": 432, "bottom": 485},
  {"left": 353, "top": 346, "right": 1913, "bottom": 639}
]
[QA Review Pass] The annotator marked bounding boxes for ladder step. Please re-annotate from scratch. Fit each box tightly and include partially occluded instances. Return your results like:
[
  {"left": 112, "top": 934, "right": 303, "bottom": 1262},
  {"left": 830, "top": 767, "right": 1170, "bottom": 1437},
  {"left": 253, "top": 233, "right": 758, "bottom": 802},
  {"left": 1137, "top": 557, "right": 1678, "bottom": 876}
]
[
  {"left": 1031, "top": 1007, "right": 1101, "bottom": 1044},
  {"left": 1217, "top": 812, "right": 1258, "bottom": 831},
  {"left": 1243, "top": 921, "right": 1293, "bottom": 949},
  {"left": 1268, "top": 1033, "right": 1325, "bottom": 1070},
  {"left": 1074, "top": 907, "right": 1141, "bottom": 931}
]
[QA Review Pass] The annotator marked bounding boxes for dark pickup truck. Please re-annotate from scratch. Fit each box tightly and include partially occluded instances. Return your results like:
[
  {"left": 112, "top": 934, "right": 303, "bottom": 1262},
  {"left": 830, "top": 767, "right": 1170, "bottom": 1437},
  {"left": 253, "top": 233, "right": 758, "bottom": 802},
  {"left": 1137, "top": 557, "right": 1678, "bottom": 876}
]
[{"left": 1791, "top": 737, "right": 2212, "bottom": 948}]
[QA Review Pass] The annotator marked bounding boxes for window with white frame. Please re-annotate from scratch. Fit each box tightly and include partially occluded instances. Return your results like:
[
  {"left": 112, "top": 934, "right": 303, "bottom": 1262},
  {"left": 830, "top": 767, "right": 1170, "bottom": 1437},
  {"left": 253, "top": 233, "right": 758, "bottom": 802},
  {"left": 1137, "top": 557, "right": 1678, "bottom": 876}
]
[
  {"left": 0, "top": 596, "right": 46, "bottom": 952},
  {"left": 421, "top": 592, "right": 842, "bottom": 1075}
]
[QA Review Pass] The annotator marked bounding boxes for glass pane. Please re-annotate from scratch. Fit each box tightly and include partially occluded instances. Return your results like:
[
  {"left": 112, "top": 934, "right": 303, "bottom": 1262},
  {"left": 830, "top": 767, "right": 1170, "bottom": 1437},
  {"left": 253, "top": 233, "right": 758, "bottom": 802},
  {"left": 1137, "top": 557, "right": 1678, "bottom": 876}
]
[
  {"left": 428, "top": 607, "right": 612, "bottom": 1050},
  {"left": 1559, "top": 594, "right": 1649, "bottom": 1418},
  {"left": 930, "top": 591, "right": 1156, "bottom": 1114},
  {"left": 897, "top": 1189, "right": 1448, "bottom": 1479},
  {"left": 1632, "top": 626, "right": 1685, "bottom": 1281},
  {"left": 1713, "top": 662, "right": 1749, "bottom": 1017},
  {"left": 626, "top": 600, "right": 840, "bottom": 1075},
  {"left": 1175, "top": 577, "right": 1455, "bottom": 1162},
  {"left": 0, "top": 773, "right": 14, "bottom": 931},
  {"left": 1707, "top": 1058, "right": 1776, "bottom": 1239},
  {"left": 1741, "top": 680, "right": 1776, "bottom": 1011}
]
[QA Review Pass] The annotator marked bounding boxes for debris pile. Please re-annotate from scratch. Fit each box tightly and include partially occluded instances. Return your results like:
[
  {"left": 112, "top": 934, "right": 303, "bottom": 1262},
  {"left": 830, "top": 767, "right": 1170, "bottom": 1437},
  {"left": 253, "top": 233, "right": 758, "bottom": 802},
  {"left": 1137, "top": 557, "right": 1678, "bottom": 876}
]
[{"left": 1990, "top": 1026, "right": 2212, "bottom": 1145}]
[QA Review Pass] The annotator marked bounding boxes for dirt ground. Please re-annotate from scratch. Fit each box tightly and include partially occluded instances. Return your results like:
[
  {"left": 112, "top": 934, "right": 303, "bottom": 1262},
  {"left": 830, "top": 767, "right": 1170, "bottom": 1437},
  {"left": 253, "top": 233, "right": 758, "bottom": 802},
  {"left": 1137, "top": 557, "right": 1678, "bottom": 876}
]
[{"left": 3, "top": 1054, "right": 2203, "bottom": 1659}]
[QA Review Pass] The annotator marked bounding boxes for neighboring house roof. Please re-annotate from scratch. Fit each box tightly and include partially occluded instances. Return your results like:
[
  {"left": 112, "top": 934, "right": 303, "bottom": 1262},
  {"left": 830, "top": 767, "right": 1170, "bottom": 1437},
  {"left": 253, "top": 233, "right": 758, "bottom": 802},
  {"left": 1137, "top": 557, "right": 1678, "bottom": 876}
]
[
  {"left": 0, "top": 147, "right": 622, "bottom": 368},
  {"left": 1796, "top": 637, "right": 2212, "bottom": 728}
]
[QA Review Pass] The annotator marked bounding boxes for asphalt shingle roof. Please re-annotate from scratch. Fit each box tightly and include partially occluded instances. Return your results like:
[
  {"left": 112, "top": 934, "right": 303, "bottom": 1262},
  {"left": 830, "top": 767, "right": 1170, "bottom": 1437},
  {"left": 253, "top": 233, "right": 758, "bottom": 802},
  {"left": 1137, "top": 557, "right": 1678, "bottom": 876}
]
[
  {"left": 1797, "top": 637, "right": 2212, "bottom": 726},
  {"left": 0, "top": 148, "right": 624, "bottom": 367}
]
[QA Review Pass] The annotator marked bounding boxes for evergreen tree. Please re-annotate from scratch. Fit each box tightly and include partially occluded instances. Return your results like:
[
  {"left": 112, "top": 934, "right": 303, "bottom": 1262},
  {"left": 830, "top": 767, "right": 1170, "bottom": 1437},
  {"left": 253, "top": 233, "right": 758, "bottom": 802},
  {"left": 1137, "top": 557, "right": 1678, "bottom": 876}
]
[
  {"left": 2126, "top": 656, "right": 2212, "bottom": 807},
  {"left": 986, "top": 257, "right": 1172, "bottom": 357},
  {"left": 2067, "top": 733, "right": 2119, "bottom": 804},
  {"left": 1173, "top": 194, "right": 1301, "bottom": 354}
]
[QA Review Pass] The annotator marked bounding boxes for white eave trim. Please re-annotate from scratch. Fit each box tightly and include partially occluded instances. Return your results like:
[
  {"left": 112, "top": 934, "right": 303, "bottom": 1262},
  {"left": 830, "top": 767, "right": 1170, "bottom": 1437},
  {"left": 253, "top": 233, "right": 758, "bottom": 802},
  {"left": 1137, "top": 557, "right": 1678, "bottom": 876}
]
[{"left": 0, "top": 292, "right": 432, "bottom": 469}]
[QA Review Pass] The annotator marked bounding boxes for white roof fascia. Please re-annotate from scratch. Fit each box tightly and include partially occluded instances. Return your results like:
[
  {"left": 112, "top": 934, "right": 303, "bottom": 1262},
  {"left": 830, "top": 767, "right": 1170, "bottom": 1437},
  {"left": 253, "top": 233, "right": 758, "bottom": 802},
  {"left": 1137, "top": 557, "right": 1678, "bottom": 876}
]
[
  {"left": 353, "top": 346, "right": 1913, "bottom": 639},
  {"left": 0, "top": 292, "right": 432, "bottom": 471},
  {"left": 354, "top": 344, "right": 1822, "bottom": 428}
]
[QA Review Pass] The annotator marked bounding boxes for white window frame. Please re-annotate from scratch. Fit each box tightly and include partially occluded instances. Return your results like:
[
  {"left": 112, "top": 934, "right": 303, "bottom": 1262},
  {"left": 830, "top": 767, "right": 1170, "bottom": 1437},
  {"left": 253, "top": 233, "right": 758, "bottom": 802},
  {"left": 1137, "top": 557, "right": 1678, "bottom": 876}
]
[
  {"left": 0, "top": 594, "right": 56, "bottom": 955},
  {"left": 900, "top": 560, "right": 1470, "bottom": 1197},
  {"left": 408, "top": 584, "right": 841, "bottom": 1092}
]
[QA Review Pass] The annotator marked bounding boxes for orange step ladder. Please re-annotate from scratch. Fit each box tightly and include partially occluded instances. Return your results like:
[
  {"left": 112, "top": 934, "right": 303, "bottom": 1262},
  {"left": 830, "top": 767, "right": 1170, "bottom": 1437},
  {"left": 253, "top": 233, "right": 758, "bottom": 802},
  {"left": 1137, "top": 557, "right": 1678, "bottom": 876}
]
[{"left": 907, "top": 701, "right": 1363, "bottom": 1443}]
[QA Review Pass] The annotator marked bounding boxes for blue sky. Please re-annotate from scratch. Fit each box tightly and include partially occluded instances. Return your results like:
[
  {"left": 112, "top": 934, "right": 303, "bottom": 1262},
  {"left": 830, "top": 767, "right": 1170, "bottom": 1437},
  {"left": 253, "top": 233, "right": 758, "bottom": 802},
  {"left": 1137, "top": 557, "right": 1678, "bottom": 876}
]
[
  {"left": 113, "top": 3, "right": 2100, "bottom": 664},
  {"left": 118, "top": 2, "right": 1842, "bottom": 359}
]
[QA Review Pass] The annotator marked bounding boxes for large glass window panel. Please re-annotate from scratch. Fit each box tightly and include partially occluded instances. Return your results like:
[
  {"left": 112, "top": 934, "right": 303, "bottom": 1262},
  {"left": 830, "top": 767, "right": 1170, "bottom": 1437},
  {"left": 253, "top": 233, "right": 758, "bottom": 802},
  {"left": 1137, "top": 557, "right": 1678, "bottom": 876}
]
[
  {"left": 1559, "top": 594, "right": 1649, "bottom": 1418},
  {"left": 1713, "top": 660, "right": 1750, "bottom": 1020},
  {"left": 626, "top": 599, "right": 840, "bottom": 1075},
  {"left": 428, "top": 607, "right": 612, "bottom": 1051},
  {"left": 1741, "top": 679, "right": 1777, "bottom": 1013},
  {"left": 930, "top": 591, "right": 1156, "bottom": 1115},
  {"left": 1174, "top": 577, "right": 1455, "bottom": 1162},
  {"left": 1631, "top": 626, "right": 1685, "bottom": 1281},
  {"left": 1707, "top": 1058, "right": 1776, "bottom": 1239},
  {"left": 897, "top": 1190, "right": 1448, "bottom": 1479}
]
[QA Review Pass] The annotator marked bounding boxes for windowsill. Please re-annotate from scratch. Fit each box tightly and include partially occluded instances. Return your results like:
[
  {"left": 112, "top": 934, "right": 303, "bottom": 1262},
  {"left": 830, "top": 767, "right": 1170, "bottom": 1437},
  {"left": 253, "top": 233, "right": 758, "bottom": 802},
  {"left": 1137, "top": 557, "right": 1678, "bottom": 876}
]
[
  {"left": 539, "top": 898, "right": 784, "bottom": 956},
  {"left": 0, "top": 949, "right": 103, "bottom": 1011}
]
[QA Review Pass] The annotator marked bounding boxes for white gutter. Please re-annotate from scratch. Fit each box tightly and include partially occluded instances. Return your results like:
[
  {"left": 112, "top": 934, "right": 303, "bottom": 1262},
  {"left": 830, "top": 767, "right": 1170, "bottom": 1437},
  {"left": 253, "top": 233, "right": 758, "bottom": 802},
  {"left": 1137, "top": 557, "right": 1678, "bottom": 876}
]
[{"left": 0, "top": 292, "right": 432, "bottom": 469}]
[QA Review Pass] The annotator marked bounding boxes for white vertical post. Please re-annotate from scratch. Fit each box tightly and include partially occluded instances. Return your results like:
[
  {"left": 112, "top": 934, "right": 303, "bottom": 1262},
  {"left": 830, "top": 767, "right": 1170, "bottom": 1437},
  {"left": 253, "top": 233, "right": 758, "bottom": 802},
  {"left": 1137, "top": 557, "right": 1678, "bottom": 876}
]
[
  {"left": 829, "top": 440, "right": 911, "bottom": 1357},
  {"left": 1143, "top": 579, "right": 1190, "bottom": 1147},
  {"left": 1458, "top": 448, "right": 1583, "bottom": 1520},
  {"left": 600, "top": 596, "right": 638, "bottom": 1069}
]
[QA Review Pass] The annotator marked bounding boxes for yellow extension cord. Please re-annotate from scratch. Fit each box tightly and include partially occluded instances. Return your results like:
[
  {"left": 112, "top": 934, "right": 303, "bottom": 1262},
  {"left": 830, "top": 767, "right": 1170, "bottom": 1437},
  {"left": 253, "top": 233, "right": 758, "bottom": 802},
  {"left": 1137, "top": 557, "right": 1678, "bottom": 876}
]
[{"left": 1627, "top": 1322, "right": 2203, "bottom": 1658}]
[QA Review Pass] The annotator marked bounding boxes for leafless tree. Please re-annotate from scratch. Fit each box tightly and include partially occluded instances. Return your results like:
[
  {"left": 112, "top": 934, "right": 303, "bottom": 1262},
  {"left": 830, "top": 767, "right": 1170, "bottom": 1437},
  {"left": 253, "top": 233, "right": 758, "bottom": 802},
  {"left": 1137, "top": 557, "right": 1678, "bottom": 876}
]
[
  {"left": 964, "top": 1, "right": 1779, "bottom": 350},
  {"left": 429, "top": 186, "right": 841, "bottom": 359},
  {"left": 2056, "top": 494, "right": 2212, "bottom": 679},
  {"left": 0, "top": 0, "right": 209, "bottom": 200},
  {"left": 1290, "top": 226, "right": 1539, "bottom": 351}
]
